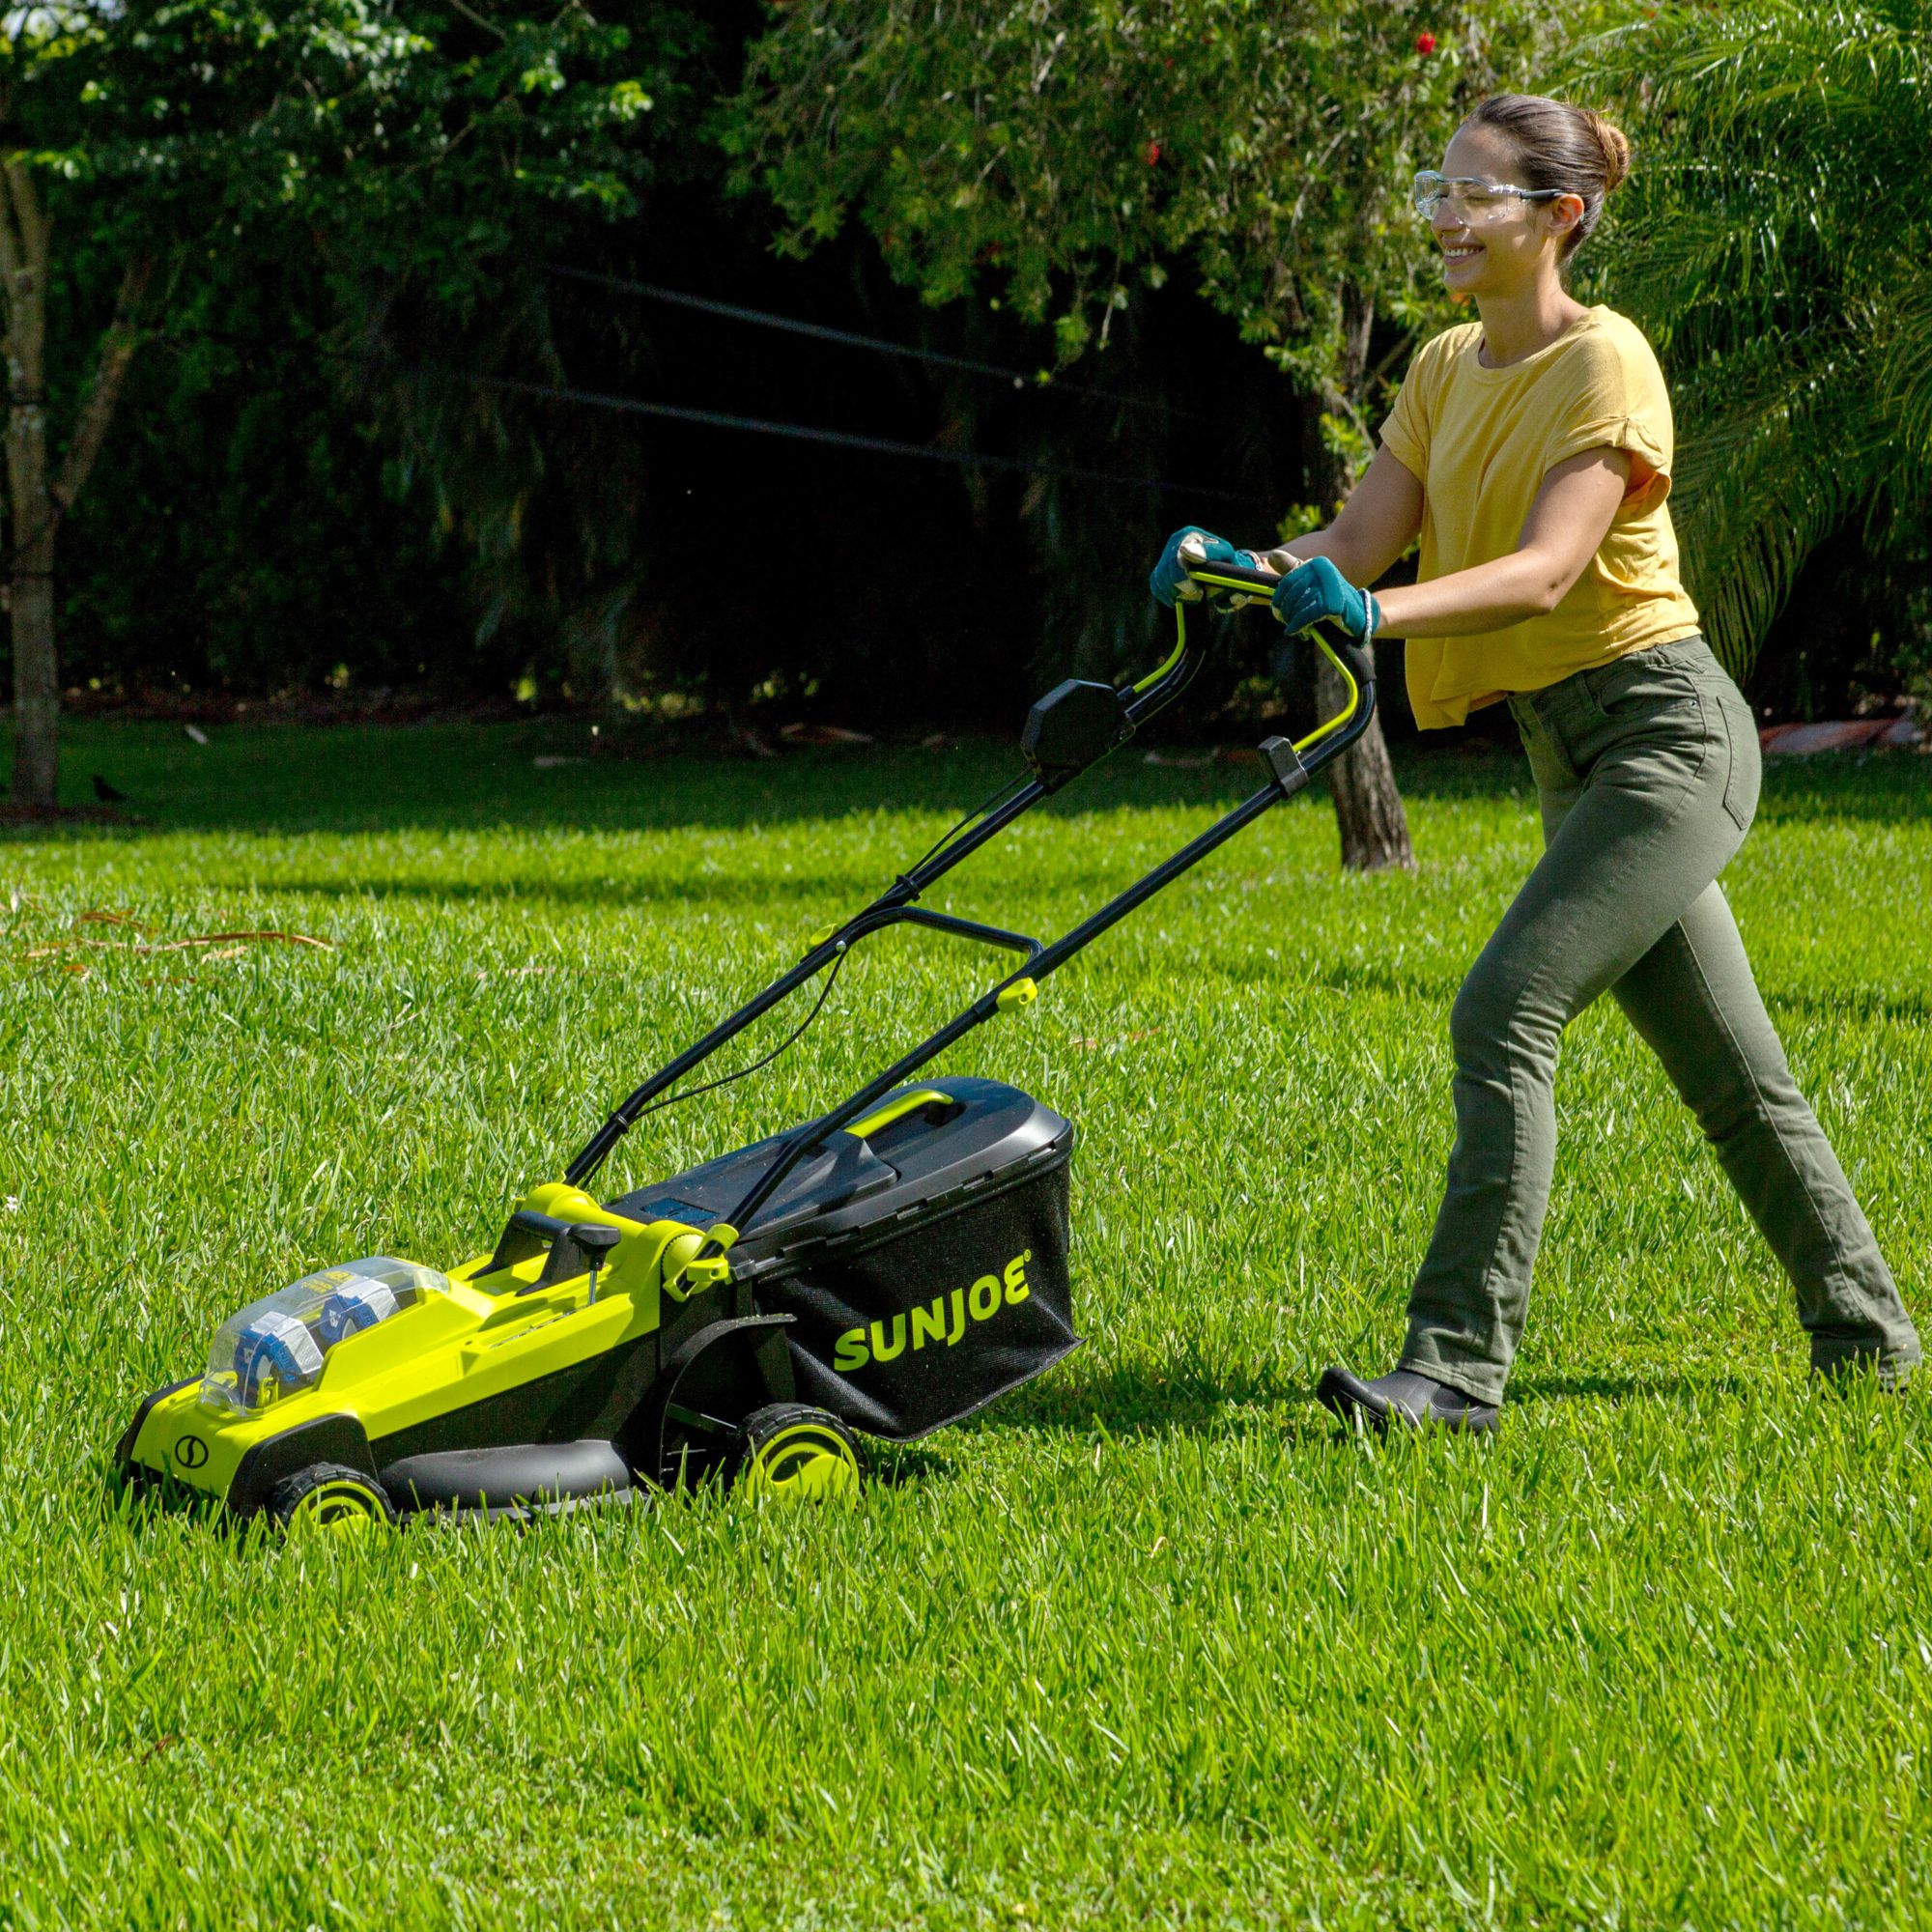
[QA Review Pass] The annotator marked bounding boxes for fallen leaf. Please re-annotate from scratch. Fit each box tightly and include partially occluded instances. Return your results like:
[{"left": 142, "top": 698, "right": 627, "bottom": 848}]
[{"left": 23, "top": 938, "right": 141, "bottom": 959}]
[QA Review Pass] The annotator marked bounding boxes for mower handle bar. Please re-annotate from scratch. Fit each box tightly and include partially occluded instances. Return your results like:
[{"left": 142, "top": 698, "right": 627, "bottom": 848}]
[
  {"left": 561, "top": 607, "right": 1206, "bottom": 1188},
  {"left": 562, "top": 562, "right": 1371, "bottom": 1195},
  {"left": 1187, "top": 557, "right": 1280, "bottom": 594},
  {"left": 841, "top": 904, "right": 1043, "bottom": 960},
  {"left": 668, "top": 616, "right": 1377, "bottom": 1284},
  {"left": 1186, "top": 558, "right": 1377, "bottom": 702}
]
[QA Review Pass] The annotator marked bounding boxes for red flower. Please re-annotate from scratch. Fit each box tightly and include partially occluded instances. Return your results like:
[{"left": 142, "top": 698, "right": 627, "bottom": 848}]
[
  {"left": 1143, "top": 140, "right": 1163, "bottom": 166},
  {"left": 1415, "top": 30, "right": 1437, "bottom": 53}
]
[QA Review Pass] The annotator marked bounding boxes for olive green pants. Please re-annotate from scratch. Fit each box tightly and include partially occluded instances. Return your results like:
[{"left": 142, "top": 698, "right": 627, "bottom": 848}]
[{"left": 1400, "top": 635, "right": 1921, "bottom": 1404}]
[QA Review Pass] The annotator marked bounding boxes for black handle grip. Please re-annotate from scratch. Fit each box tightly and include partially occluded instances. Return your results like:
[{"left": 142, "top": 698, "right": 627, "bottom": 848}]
[
  {"left": 500, "top": 1209, "right": 624, "bottom": 1293},
  {"left": 1186, "top": 557, "right": 1376, "bottom": 689},
  {"left": 509, "top": 1209, "right": 621, "bottom": 1253},
  {"left": 508, "top": 1208, "right": 580, "bottom": 1244},
  {"left": 1329, "top": 635, "right": 1375, "bottom": 693}
]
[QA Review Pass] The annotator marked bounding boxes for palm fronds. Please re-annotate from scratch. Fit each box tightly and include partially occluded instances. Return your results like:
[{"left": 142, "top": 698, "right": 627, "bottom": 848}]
[{"left": 1566, "top": 0, "right": 1932, "bottom": 672}]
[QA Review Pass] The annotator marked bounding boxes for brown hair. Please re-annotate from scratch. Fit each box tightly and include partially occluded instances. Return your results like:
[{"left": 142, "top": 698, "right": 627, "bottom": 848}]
[{"left": 1464, "top": 94, "right": 1631, "bottom": 261}]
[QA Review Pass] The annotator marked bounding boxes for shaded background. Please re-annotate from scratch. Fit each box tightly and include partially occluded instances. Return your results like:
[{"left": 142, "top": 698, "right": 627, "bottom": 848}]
[{"left": 20, "top": 0, "right": 1932, "bottom": 740}]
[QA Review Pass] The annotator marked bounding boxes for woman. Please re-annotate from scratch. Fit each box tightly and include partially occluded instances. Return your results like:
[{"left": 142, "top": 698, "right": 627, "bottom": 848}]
[{"left": 1151, "top": 92, "right": 1920, "bottom": 1432}]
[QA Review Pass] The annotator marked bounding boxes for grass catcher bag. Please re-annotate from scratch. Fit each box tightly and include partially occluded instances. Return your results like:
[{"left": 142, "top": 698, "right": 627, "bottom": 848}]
[{"left": 616, "top": 1078, "right": 1079, "bottom": 1441}]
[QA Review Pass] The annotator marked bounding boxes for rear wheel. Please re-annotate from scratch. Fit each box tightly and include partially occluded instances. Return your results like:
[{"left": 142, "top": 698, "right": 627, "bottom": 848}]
[
  {"left": 735, "top": 1405, "right": 860, "bottom": 1502},
  {"left": 269, "top": 1463, "right": 395, "bottom": 1534}
]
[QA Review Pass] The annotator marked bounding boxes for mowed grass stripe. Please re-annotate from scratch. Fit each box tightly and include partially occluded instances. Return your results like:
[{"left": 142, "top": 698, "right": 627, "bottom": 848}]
[{"left": 1, "top": 722, "right": 1928, "bottom": 1929}]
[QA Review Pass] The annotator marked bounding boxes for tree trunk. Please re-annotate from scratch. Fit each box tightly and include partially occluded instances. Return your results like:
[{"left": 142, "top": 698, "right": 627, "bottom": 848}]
[
  {"left": 8, "top": 497, "right": 58, "bottom": 810},
  {"left": 2, "top": 160, "right": 56, "bottom": 808},
  {"left": 1304, "top": 288, "right": 1414, "bottom": 872},
  {"left": 1, "top": 153, "right": 153, "bottom": 810},
  {"left": 57, "top": 257, "right": 156, "bottom": 512},
  {"left": 1317, "top": 648, "right": 1413, "bottom": 870}
]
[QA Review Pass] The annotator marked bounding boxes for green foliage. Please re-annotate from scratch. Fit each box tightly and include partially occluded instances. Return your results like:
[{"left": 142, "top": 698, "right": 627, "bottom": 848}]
[
  {"left": 10, "top": 0, "right": 674, "bottom": 270},
  {"left": 57, "top": 293, "right": 482, "bottom": 698},
  {"left": 2, "top": 1, "right": 711, "bottom": 705},
  {"left": 727, "top": 0, "right": 1635, "bottom": 442},
  {"left": 2, "top": 726, "right": 1930, "bottom": 1924},
  {"left": 1570, "top": 0, "right": 1932, "bottom": 672}
]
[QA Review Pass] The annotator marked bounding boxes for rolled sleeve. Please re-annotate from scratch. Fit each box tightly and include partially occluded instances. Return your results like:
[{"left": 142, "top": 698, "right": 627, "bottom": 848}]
[{"left": 1543, "top": 412, "right": 1672, "bottom": 513}]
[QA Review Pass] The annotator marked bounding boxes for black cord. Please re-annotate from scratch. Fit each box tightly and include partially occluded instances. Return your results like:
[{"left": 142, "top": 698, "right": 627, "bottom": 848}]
[
  {"left": 544, "top": 265, "right": 1215, "bottom": 423},
  {"left": 906, "top": 771, "right": 1032, "bottom": 879},
  {"left": 425, "top": 366, "right": 1269, "bottom": 506},
  {"left": 622, "top": 947, "right": 849, "bottom": 1127},
  {"left": 630, "top": 772, "right": 1022, "bottom": 1124},
  {"left": 621, "top": 775, "right": 1022, "bottom": 1141}
]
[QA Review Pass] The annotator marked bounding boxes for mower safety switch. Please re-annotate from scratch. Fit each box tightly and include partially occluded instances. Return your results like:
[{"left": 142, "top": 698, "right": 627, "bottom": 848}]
[{"left": 1022, "top": 680, "right": 1134, "bottom": 791}]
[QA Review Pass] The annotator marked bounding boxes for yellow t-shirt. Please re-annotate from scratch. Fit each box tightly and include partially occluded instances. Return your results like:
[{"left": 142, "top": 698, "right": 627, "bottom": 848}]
[{"left": 1379, "top": 304, "right": 1702, "bottom": 729}]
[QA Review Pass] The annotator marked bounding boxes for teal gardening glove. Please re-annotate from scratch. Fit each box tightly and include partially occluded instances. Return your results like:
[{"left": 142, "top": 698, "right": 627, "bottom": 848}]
[
  {"left": 1268, "top": 554, "right": 1380, "bottom": 639},
  {"left": 1148, "top": 527, "right": 1259, "bottom": 608}
]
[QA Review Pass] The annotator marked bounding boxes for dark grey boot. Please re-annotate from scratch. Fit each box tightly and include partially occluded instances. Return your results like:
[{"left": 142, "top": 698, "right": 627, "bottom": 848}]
[{"left": 1317, "top": 1365, "right": 1500, "bottom": 1435}]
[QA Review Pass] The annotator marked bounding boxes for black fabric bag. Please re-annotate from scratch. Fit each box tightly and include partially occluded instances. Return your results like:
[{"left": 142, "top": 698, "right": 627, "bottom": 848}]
[
  {"left": 757, "top": 1156, "right": 1078, "bottom": 1441},
  {"left": 613, "top": 1078, "right": 1082, "bottom": 1442}
]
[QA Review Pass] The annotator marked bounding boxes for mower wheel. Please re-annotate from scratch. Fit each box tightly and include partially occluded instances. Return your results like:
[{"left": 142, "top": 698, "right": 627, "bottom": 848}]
[
  {"left": 268, "top": 1463, "right": 396, "bottom": 1534},
  {"left": 735, "top": 1405, "right": 860, "bottom": 1502}
]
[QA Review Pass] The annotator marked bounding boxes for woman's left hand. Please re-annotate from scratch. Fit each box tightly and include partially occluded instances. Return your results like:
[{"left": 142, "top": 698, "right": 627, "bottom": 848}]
[{"left": 1269, "top": 554, "right": 1380, "bottom": 639}]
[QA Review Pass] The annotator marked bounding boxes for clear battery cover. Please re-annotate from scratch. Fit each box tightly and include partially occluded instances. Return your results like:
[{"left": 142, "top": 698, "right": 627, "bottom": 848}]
[{"left": 198, "top": 1257, "right": 450, "bottom": 1415}]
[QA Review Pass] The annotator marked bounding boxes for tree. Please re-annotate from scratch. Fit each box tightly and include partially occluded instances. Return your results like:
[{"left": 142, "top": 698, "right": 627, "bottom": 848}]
[
  {"left": 1570, "top": 0, "right": 1932, "bottom": 671},
  {"left": 2, "top": 0, "right": 674, "bottom": 810},
  {"left": 725, "top": 0, "right": 1633, "bottom": 868}
]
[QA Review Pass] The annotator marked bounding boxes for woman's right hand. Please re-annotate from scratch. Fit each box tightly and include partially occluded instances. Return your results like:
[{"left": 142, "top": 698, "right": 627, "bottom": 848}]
[{"left": 1148, "top": 527, "right": 1256, "bottom": 607}]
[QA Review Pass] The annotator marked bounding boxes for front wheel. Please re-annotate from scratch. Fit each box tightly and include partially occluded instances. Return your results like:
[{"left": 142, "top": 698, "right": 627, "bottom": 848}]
[
  {"left": 268, "top": 1463, "right": 395, "bottom": 1534},
  {"left": 734, "top": 1405, "right": 860, "bottom": 1502}
]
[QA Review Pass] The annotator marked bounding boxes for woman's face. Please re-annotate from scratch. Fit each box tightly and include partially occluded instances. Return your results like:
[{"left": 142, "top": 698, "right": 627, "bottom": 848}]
[{"left": 1431, "top": 124, "right": 1582, "bottom": 298}]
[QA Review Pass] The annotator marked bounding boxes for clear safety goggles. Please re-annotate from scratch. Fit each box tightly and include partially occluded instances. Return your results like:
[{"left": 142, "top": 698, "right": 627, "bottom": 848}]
[{"left": 1411, "top": 171, "right": 1569, "bottom": 224}]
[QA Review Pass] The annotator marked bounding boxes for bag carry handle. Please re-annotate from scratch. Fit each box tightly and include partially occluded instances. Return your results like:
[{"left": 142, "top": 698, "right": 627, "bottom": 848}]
[{"left": 839, "top": 1088, "right": 955, "bottom": 1143}]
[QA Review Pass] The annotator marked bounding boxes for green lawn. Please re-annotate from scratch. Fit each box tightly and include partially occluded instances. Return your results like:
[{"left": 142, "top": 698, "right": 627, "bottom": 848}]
[{"left": 3, "top": 718, "right": 1929, "bottom": 1930}]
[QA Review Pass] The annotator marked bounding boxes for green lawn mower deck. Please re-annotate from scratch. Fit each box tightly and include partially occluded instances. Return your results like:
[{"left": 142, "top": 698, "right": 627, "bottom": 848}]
[
  {"left": 115, "top": 562, "right": 1376, "bottom": 1527},
  {"left": 117, "top": 1078, "right": 1075, "bottom": 1524}
]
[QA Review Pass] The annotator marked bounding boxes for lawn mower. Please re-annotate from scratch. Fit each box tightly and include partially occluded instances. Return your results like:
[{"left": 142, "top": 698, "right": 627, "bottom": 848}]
[{"left": 114, "top": 560, "right": 1375, "bottom": 1527}]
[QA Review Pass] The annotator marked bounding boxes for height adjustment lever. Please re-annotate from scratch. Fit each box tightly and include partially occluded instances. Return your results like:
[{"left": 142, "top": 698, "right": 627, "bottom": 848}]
[{"left": 574, "top": 1224, "right": 621, "bottom": 1304}]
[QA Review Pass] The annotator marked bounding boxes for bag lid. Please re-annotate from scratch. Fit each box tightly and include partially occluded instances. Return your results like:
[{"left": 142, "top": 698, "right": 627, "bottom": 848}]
[{"left": 606, "top": 1077, "right": 1072, "bottom": 1273}]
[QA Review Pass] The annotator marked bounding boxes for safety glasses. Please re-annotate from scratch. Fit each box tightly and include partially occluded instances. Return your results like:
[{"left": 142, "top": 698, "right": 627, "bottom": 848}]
[{"left": 1411, "top": 171, "right": 1570, "bottom": 223}]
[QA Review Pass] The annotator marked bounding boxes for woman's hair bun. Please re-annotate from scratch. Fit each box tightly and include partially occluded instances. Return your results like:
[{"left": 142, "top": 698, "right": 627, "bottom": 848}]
[
  {"left": 1581, "top": 109, "right": 1631, "bottom": 192},
  {"left": 1465, "top": 93, "right": 1630, "bottom": 258}
]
